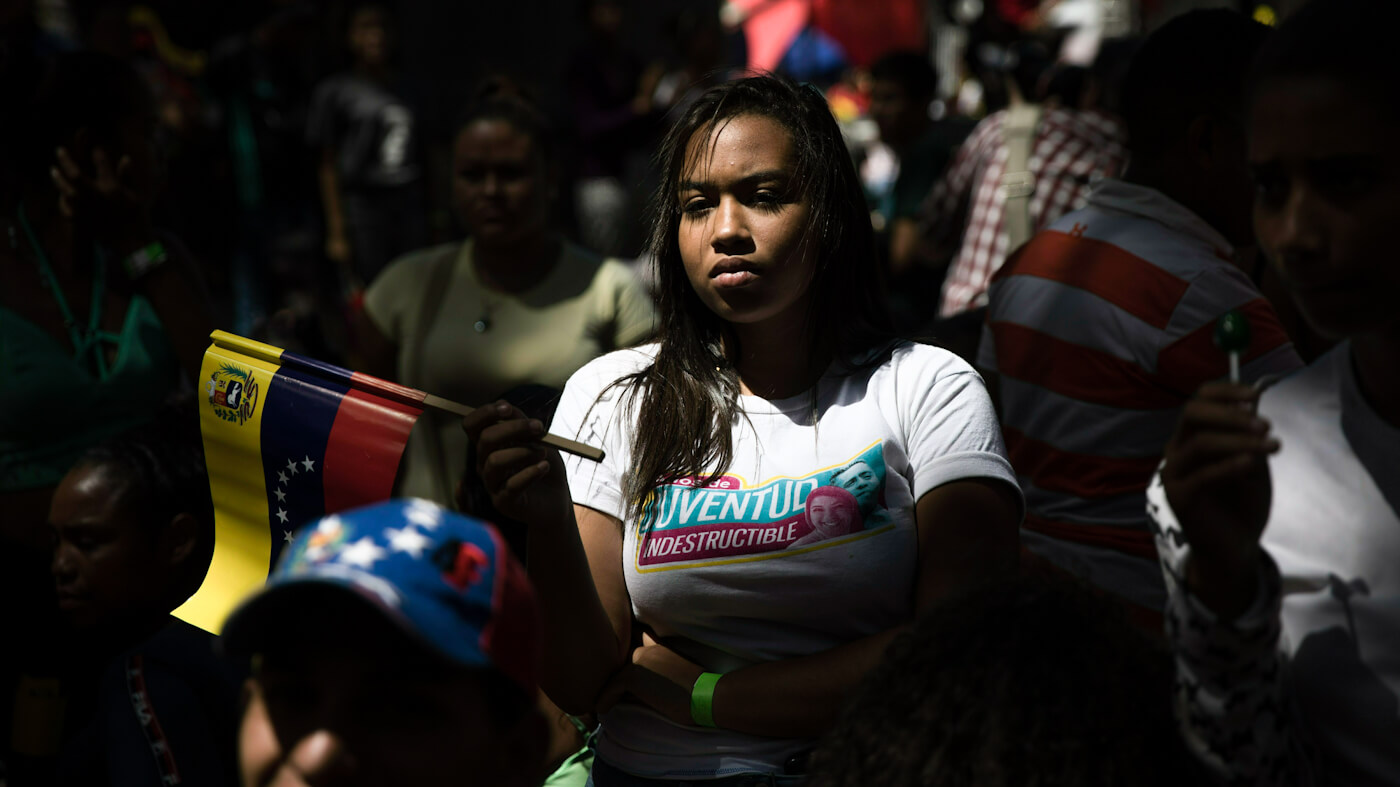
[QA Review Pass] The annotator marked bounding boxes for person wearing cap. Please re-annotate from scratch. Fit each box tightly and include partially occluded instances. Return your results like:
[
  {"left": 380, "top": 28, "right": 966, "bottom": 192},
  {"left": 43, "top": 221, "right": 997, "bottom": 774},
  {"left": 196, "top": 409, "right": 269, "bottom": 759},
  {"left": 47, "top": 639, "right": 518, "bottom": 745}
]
[{"left": 223, "top": 499, "right": 548, "bottom": 786}]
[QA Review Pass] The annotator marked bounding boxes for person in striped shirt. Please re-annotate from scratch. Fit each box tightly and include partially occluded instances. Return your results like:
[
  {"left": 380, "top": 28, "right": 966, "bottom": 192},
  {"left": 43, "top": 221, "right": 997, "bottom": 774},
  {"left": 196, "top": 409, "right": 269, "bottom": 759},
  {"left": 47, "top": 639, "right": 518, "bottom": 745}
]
[{"left": 977, "top": 10, "right": 1303, "bottom": 620}]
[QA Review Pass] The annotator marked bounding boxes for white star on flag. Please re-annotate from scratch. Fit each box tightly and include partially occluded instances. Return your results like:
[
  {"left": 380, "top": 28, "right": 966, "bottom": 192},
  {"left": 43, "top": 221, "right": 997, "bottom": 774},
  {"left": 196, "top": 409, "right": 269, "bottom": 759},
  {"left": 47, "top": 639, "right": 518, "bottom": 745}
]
[
  {"left": 386, "top": 525, "right": 431, "bottom": 558},
  {"left": 405, "top": 499, "right": 443, "bottom": 529},
  {"left": 277, "top": 470, "right": 288, "bottom": 485},
  {"left": 302, "top": 456, "right": 316, "bottom": 472},
  {"left": 276, "top": 508, "right": 289, "bottom": 523},
  {"left": 286, "top": 458, "right": 298, "bottom": 475},
  {"left": 275, "top": 488, "right": 286, "bottom": 502},
  {"left": 283, "top": 530, "right": 294, "bottom": 544},
  {"left": 339, "top": 537, "right": 387, "bottom": 569}
]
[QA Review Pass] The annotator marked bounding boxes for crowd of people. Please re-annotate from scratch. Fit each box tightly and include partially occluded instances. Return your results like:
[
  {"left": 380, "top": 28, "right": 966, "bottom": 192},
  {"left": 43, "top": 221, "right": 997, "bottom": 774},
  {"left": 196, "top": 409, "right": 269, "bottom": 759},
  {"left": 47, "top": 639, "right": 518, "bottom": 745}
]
[{"left": 2, "top": 0, "right": 1398, "bottom": 784}]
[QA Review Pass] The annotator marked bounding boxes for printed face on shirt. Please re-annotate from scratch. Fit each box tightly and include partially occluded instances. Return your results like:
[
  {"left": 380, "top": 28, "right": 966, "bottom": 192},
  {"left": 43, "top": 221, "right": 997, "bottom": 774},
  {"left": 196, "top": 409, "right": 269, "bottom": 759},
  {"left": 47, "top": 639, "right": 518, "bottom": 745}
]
[
  {"left": 453, "top": 118, "right": 550, "bottom": 249},
  {"left": 1250, "top": 76, "right": 1400, "bottom": 338},
  {"left": 832, "top": 461, "right": 880, "bottom": 512},
  {"left": 806, "top": 487, "right": 859, "bottom": 539},
  {"left": 238, "top": 594, "right": 540, "bottom": 787},
  {"left": 48, "top": 463, "right": 170, "bottom": 631},
  {"left": 677, "top": 114, "right": 817, "bottom": 332}
]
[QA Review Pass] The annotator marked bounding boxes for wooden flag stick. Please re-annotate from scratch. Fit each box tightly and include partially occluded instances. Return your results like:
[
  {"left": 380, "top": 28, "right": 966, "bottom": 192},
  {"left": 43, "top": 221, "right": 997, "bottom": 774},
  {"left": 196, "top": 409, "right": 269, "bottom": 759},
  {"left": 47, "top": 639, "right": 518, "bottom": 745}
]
[{"left": 422, "top": 393, "right": 605, "bottom": 462}]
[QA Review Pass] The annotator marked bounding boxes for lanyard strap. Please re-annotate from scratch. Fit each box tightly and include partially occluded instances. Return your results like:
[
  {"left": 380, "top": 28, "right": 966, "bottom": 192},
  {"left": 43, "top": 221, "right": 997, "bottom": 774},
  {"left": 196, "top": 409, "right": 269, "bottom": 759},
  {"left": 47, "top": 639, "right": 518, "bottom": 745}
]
[{"left": 15, "top": 202, "right": 113, "bottom": 379}]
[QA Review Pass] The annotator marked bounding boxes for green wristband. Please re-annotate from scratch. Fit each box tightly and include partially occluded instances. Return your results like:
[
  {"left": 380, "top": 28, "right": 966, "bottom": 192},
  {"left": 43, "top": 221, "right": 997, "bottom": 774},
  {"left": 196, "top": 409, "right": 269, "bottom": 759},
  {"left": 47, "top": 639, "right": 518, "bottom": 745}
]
[{"left": 690, "top": 672, "right": 721, "bottom": 728}]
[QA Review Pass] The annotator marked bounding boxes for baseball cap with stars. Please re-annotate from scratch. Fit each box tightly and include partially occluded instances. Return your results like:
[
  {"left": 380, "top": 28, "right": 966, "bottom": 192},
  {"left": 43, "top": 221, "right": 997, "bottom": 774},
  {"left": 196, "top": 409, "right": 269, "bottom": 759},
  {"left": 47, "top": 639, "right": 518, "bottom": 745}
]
[{"left": 222, "top": 499, "right": 540, "bottom": 695}]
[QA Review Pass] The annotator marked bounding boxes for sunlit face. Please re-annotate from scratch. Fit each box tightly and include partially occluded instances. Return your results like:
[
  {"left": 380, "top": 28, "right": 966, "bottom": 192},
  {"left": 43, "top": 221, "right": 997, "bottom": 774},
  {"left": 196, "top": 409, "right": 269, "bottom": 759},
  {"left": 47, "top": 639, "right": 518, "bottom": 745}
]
[
  {"left": 833, "top": 461, "right": 879, "bottom": 502},
  {"left": 238, "top": 597, "right": 534, "bottom": 787},
  {"left": 49, "top": 463, "right": 167, "bottom": 630},
  {"left": 678, "top": 114, "right": 816, "bottom": 331},
  {"left": 452, "top": 118, "right": 550, "bottom": 248},
  {"left": 1249, "top": 76, "right": 1400, "bottom": 338}
]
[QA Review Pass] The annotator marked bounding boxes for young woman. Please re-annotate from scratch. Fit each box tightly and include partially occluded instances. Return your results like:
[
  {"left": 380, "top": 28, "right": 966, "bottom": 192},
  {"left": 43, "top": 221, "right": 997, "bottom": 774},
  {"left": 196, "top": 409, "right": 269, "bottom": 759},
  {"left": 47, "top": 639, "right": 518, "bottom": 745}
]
[
  {"left": 1149, "top": 1, "right": 1400, "bottom": 782},
  {"left": 357, "top": 80, "right": 655, "bottom": 508},
  {"left": 465, "top": 75, "right": 1021, "bottom": 784}
]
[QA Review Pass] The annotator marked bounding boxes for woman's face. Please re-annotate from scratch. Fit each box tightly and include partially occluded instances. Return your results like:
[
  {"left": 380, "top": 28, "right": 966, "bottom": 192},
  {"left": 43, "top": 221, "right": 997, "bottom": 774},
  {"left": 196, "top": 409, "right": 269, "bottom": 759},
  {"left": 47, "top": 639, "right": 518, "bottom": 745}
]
[
  {"left": 808, "top": 495, "right": 854, "bottom": 536},
  {"left": 453, "top": 119, "right": 550, "bottom": 248},
  {"left": 1249, "top": 76, "right": 1400, "bottom": 339},
  {"left": 677, "top": 114, "right": 816, "bottom": 331}
]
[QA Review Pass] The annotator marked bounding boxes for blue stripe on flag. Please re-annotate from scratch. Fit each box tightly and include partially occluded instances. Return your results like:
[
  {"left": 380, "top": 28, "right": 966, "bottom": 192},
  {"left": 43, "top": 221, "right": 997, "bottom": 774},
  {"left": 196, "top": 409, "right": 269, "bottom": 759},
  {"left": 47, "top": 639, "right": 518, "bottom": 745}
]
[
  {"left": 259, "top": 365, "right": 349, "bottom": 569},
  {"left": 281, "top": 350, "right": 357, "bottom": 388}
]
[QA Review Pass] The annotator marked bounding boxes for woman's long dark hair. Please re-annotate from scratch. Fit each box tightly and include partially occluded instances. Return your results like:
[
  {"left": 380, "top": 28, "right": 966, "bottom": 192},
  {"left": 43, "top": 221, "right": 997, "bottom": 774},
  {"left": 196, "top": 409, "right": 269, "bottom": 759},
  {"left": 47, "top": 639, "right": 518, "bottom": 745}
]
[{"left": 616, "top": 74, "right": 891, "bottom": 522}]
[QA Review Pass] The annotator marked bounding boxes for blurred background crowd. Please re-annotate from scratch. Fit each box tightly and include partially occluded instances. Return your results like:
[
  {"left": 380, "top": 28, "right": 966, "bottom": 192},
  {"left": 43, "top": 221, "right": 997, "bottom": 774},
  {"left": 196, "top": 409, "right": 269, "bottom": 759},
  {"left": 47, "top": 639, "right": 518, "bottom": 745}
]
[
  {"left": 0, "top": 0, "right": 1295, "bottom": 361},
  {"left": 3, "top": 0, "right": 1378, "bottom": 785}
]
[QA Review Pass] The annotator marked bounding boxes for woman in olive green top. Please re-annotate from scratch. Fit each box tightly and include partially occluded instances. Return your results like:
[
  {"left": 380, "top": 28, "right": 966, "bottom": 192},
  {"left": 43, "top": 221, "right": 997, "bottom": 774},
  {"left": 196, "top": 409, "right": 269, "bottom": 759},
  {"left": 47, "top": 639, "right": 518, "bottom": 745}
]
[{"left": 357, "top": 81, "right": 655, "bottom": 508}]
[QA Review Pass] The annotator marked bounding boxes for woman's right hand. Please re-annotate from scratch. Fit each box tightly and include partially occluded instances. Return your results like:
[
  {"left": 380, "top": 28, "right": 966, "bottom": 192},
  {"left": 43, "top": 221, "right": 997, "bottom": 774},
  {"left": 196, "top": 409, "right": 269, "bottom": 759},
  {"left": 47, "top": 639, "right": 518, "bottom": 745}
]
[
  {"left": 1160, "top": 382, "right": 1279, "bottom": 619},
  {"left": 462, "top": 401, "right": 573, "bottom": 528}
]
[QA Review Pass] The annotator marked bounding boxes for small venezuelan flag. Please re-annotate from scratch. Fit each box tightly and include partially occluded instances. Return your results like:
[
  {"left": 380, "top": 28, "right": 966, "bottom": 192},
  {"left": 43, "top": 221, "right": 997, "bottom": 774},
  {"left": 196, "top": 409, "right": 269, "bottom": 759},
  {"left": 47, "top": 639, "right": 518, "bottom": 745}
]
[{"left": 175, "top": 331, "right": 424, "bottom": 633}]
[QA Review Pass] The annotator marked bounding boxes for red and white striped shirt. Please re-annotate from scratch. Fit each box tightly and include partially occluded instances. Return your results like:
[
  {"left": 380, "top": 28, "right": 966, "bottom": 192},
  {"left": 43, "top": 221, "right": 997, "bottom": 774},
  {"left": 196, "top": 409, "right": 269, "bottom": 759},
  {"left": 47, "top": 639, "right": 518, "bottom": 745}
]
[
  {"left": 918, "top": 106, "right": 1126, "bottom": 318},
  {"left": 978, "top": 179, "right": 1303, "bottom": 609}
]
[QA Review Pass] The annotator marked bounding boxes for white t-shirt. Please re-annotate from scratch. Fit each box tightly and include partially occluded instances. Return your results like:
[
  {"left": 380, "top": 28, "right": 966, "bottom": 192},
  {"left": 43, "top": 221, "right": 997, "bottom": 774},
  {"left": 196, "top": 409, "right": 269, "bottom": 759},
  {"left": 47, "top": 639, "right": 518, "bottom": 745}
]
[
  {"left": 554, "top": 341, "right": 1019, "bottom": 778},
  {"left": 1150, "top": 343, "right": 1400, "bottom": 785}
]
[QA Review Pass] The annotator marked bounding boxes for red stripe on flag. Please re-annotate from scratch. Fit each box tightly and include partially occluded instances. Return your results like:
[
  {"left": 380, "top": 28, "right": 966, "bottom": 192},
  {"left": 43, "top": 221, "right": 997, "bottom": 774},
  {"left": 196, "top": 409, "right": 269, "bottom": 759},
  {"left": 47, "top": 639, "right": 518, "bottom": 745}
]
[
  {"left": 1004, "top": 426, "right": 1162, "bottom": 500},
  {"left": 996, "top": 231, "right": 1192, "bottom": 329},
  {"left": 322, "top": 389, "right": 422, "bottom": 513},
  {"left": 349, "top": 371, "right": 429, "bottom": 407},
  {"left": 992, "top": 322, "right": 1184, "bottom": 410}
]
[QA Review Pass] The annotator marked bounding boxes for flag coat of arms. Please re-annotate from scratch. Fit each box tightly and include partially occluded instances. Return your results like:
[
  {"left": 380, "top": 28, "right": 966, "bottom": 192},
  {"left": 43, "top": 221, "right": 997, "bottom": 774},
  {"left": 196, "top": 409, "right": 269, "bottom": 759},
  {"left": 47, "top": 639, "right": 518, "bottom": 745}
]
[{"left": 176, "top": 331, "right": 424, "bottom": 633}]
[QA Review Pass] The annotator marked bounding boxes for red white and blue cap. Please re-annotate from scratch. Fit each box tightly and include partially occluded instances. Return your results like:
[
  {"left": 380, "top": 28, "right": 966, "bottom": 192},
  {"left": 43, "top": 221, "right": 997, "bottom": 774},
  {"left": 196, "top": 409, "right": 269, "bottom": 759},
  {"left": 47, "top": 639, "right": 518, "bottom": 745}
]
[{"left": 222, "top": 499, "right": 540, "bottom": 695}]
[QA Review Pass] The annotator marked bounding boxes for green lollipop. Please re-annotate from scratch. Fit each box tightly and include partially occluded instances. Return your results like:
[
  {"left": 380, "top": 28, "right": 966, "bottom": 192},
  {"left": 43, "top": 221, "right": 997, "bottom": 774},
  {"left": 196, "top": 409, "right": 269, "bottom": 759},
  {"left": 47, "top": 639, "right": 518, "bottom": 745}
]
[{"left": 1214, "top": 309, "right": 1252, "bottom": 382}]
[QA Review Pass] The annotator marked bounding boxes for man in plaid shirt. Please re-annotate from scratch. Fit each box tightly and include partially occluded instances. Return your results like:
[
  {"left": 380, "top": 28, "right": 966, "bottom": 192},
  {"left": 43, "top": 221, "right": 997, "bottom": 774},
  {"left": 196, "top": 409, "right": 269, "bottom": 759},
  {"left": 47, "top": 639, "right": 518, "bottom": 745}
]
[{"left": 915, "top": 89, "right": 1126, "bottom": 319}]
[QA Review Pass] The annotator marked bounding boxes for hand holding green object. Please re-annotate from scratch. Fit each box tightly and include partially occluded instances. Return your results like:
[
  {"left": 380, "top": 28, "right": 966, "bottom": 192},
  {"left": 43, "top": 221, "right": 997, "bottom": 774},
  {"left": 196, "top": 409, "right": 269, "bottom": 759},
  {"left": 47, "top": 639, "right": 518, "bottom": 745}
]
[{"left": 1214, "top": 310, "right": 1252, "bottom": 382}]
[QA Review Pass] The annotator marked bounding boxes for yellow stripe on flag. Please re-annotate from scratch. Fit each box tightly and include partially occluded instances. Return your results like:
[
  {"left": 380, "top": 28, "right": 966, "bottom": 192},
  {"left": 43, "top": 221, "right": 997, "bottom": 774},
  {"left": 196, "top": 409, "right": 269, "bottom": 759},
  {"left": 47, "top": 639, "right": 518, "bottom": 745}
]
[{"left": 172, "top": 340, "right": 282, "bottom": 634}]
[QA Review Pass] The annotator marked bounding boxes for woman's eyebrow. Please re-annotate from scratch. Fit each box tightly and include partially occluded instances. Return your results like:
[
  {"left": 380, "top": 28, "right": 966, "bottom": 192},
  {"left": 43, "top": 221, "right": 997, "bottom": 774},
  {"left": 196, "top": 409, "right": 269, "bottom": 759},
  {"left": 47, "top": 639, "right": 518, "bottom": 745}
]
[{"left": 679, "top": 170, "right": 792, "bottom": 193}]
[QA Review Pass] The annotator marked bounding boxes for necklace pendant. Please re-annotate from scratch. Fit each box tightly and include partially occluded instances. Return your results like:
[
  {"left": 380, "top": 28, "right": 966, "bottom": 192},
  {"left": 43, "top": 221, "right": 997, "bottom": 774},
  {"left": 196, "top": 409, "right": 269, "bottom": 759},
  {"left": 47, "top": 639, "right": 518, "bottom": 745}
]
[{"left": 474, "top": 318, "right": 490, "bottom": 333}]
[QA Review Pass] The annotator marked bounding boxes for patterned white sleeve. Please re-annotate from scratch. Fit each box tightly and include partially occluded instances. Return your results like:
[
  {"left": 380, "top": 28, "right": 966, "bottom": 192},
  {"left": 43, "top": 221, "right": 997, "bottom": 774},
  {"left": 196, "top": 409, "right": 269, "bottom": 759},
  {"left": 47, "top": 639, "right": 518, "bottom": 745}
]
[{"left": 1146, "top": 469, "right": 1317, "bottom": 786}]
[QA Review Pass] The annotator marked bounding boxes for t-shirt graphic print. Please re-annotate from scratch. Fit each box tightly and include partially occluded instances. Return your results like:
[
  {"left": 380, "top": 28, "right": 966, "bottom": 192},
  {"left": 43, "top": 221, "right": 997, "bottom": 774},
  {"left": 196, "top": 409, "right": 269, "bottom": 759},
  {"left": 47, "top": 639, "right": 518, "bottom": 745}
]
[{"left": 637, "top": 442, "right": 892, "bottom": 568}]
